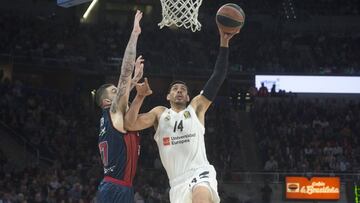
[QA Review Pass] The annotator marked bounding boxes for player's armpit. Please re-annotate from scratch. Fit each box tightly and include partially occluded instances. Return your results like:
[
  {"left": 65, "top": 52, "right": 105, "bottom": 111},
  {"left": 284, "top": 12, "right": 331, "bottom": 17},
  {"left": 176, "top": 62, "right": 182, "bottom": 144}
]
[{"left": 190, "top": 94, "right": 212, "bottom": 116}]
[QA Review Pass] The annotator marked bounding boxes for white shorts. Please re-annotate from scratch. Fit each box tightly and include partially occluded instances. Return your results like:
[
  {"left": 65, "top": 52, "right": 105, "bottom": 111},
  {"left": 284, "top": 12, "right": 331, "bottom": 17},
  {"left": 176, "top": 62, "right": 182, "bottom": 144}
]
[{"left": 169, "top": 165, "right": 220, "bottom": 203}]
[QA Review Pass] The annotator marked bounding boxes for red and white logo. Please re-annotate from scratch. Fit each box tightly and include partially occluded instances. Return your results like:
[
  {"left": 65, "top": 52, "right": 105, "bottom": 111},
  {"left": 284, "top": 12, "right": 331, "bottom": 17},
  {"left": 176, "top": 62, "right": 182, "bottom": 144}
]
[{"left": 163, "top": 137, "right": 170, "bottom": 146}]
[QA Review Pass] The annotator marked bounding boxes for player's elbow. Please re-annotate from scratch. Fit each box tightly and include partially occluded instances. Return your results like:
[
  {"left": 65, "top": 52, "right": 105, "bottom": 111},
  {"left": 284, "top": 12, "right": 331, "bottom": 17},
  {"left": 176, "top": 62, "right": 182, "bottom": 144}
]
[
  {"left": 125, "top": 124, "right": 137, "bottom": 131},
  {"left": 124, "top": 119, "right": 136, "bottom": 131}
]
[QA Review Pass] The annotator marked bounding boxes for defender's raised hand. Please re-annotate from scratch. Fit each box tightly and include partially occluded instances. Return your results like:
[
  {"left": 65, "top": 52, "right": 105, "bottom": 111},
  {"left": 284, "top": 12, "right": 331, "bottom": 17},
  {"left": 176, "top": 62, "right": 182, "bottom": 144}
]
[{"left": 132, "top": 10, "right": 143, "bottom": 35}]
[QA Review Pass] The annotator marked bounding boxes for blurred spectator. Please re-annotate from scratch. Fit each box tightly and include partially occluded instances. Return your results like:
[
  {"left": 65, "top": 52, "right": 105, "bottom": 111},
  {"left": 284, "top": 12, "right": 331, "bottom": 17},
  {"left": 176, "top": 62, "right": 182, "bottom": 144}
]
[
  {"left": 270, "top": 84, "right": 276, "bottom": 97},
  {"left": 258, "top": 83, "right": 269, "bottom": 97},
  {"left": 264, "top": 156, "right": 278, "bottom": 171}
]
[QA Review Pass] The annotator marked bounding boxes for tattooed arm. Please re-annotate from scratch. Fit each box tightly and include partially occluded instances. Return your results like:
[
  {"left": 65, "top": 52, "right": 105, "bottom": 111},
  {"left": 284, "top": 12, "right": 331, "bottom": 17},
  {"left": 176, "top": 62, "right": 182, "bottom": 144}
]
[
  {"left": 108, "top": 10, "right": 142, "bottom": 132},
  {"left": 110, "top": 10, "right": 143, "bottom": 115}
]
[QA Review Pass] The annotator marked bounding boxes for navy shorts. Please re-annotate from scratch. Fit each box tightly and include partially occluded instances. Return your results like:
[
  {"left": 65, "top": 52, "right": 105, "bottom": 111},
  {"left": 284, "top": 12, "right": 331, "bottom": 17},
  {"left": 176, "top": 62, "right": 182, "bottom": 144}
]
[{"left": 96, "top": 181, "right": 134, "bottom": 203}]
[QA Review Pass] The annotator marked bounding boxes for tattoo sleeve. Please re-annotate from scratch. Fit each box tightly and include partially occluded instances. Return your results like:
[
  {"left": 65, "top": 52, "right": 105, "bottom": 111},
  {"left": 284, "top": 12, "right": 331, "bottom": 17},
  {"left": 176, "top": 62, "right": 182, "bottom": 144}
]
[{"left": 111, "top": 33, "right": 139, "bottom": 113}]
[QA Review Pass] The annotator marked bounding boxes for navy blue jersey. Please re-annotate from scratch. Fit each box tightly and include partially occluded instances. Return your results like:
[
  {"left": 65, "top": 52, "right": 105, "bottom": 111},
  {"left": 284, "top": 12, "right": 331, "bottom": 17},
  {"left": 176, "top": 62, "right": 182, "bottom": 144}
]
[
  {"left": 96, "top": 181, "right": 134, "bottom": 203},
  {"left": 98, "top": 109, "right": 140, "bottom": 186}
]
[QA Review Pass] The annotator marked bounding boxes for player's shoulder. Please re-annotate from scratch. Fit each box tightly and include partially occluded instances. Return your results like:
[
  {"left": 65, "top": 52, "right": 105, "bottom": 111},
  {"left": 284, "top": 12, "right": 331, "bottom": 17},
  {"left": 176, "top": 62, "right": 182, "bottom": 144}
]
[
  {"left": 151, "top": 106, "right": 168, "bottom": 119},
  {"left": 151, "top": 106, "right": 167, "bottom": 115}
]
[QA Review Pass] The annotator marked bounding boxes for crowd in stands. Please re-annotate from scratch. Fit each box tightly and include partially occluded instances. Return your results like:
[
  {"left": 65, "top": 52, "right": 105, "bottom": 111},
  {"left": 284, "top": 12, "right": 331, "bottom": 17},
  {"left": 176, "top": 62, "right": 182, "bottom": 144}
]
[
  {"left": 3, "top": 78, "right": 359, "bottom": 201},
  {"left": 252, "top": 97, "right": 360, "bottom": 172},
  {"left": 0, "top": 79, "right": 101, "bottom": 202},
  {"left": 204, "top": 0, "right": 360, "bottom": 16},
  {"left": 1, "top": 0, "right": 360, "bottom": 75},
  {"left": 0, "top": 79, "right": 241, "bottom": 202},
  {"left": 294, "top": 0, "right": 360, "bottom": 15},
  {"left": 1, "top": 80, "right": 359, "bottom": 201}
]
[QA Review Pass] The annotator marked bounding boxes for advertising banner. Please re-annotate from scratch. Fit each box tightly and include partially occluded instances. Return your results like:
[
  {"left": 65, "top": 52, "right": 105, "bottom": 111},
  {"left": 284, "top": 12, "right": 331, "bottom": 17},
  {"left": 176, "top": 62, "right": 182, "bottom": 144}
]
[{"left": 285, "top": 177, "right": 340, "bottom": 200}]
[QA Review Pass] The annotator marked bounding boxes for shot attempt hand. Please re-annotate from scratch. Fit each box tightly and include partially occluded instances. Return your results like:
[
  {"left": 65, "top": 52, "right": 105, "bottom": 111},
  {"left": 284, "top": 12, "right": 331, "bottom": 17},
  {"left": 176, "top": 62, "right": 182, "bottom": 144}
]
[
  {"left": 132, "top": 10, "right": 143, "bottom": 35},
  {"left": 219, "top": 28, "right": 239, "bottom": 40},
  {"left": 135, "top": 78, "right": 152, "bottom": 97},
  {"left": 218, "top": 28, "right": 239, "bottom": 47}
]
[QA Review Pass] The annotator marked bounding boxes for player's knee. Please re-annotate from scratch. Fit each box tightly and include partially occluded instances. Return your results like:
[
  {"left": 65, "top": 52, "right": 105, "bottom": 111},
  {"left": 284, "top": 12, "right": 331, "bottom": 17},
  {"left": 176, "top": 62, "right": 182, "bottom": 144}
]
[
  {"left": 193, "top": 195, "right": 213, "bottom": 203},
  {"left": 193, "top": 198, "right": 212, "bottom": 203},
  {"left": 192, "top": 185, "right": 213, "bottom": 203}
]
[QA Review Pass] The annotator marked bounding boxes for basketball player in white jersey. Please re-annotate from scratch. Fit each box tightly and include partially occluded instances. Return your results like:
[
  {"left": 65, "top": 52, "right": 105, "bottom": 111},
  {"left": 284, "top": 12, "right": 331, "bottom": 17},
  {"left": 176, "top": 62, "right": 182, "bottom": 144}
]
[{"left": 125, "top": 28, "right": 239, "bottom": 203}]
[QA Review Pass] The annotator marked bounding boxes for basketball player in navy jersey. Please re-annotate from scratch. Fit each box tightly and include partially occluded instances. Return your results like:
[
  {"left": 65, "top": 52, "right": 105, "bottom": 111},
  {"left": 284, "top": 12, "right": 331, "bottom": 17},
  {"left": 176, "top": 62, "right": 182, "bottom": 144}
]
[
  {"left": 94, "top": 10, "right": 144, "bottom": 203},
  {"left": 124, "top": 28, "right": 239, "bottom": 203}
]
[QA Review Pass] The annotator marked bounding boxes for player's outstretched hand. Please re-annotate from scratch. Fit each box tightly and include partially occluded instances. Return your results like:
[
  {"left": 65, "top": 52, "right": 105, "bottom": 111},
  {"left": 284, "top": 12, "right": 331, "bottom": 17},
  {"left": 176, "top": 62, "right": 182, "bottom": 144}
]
[
  {"left": 132, "top": 55, "right": 144, "bottom": 83},
  {"left": 218, "top": 26, "right": 240, "bottom": 47},
  {"left": 135, "top": 77, "right": 152, "bottom": 97},
  {"left": 132, "top": 10, "right": 143, "bottom": 35}
]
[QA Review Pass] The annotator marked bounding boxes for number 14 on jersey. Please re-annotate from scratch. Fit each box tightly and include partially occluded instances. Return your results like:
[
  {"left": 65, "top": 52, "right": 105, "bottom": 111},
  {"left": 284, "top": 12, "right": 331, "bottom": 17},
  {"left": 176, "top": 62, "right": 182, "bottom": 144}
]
[{"left": 173, "top": 120, "right": 184, "bottom": 132}]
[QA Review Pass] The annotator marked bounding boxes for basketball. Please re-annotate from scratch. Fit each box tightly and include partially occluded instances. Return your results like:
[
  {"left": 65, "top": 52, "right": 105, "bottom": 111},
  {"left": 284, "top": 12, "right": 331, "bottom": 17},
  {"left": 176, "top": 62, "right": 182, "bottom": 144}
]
[{"left": 216, "top": 3, "right": 245, "bottom": 34}]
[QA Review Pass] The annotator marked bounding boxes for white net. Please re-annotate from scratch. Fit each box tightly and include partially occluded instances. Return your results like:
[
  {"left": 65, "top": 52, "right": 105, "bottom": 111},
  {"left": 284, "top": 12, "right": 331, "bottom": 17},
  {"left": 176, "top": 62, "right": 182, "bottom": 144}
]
[{"left": 158, "top": 0, "right": 203, "bottom": 32}]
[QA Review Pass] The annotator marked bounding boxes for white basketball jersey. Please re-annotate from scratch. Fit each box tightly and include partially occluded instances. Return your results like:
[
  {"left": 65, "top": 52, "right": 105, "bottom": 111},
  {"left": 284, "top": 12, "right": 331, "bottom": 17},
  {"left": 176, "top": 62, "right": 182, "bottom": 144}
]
[{"left": 154, "top": 105, "right": 209, "bottom": 181}]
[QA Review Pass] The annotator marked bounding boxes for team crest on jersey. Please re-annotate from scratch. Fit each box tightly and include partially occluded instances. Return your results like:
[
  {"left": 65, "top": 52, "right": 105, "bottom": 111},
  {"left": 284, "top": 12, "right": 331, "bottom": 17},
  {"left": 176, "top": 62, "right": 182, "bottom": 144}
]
[
  {"left": 163, "top": 137, "right": 171, "bottom": 146},
  {"left": 164, "top": 114, "right": 171, "bottom": 121},
  {"left": 183, "top": 111, "right": 191, "bottom": 119}
]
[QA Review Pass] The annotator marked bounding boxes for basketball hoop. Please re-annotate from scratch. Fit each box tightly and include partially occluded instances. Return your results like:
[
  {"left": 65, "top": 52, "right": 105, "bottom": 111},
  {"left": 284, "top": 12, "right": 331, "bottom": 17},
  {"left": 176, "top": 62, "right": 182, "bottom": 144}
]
[{"left": 158, "top": 0, "right": 203, "bottom": 32}]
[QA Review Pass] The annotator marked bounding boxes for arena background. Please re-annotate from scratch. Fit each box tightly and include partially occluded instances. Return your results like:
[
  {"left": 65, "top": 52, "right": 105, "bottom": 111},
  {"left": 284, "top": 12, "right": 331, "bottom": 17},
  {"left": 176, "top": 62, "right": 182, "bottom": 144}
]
[{"left": 0, "top": 0, "right": 359, "bottom": 202}]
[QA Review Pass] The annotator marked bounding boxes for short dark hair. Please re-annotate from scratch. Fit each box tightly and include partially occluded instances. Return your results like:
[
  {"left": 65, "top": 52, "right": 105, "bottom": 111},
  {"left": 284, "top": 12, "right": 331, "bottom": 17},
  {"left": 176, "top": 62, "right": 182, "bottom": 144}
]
[
  {"left": 168, "top": 80, "right": 188, "bottom": 93},
  {"left": 94, "top": 83, "right": 113, "bottom": 108}
]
